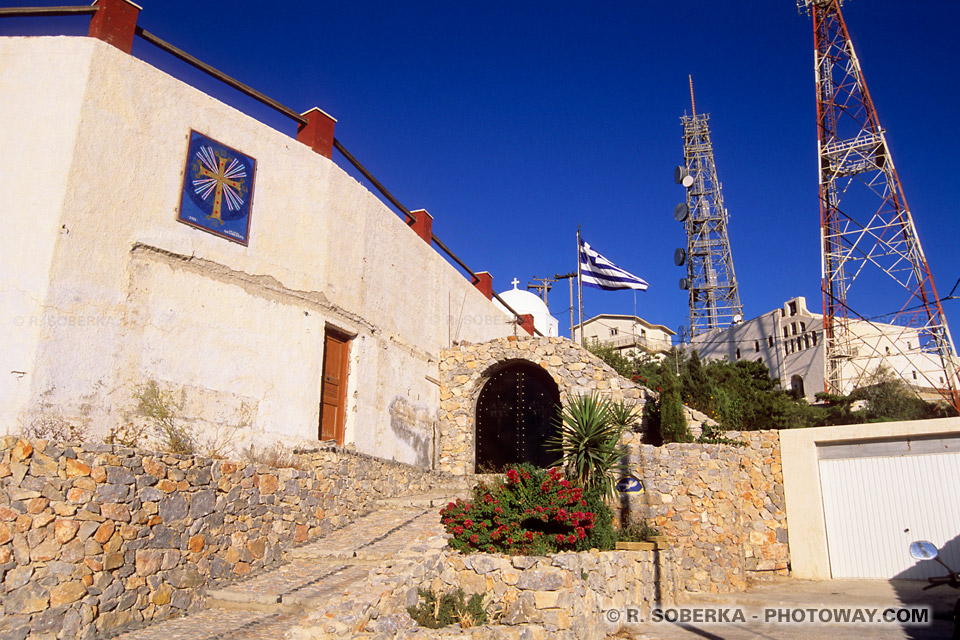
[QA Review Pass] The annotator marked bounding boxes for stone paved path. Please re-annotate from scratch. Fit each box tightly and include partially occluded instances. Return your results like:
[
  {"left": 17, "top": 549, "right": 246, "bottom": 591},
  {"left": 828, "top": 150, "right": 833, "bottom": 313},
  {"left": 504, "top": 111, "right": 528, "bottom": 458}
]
[{"left": 110, "top": 492, "right": 461, "bottom": 640}]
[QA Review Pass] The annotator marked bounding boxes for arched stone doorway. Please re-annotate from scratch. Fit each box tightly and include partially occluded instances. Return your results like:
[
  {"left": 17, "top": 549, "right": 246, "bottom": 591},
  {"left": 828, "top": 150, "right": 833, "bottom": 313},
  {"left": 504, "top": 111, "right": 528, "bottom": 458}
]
[{"left": 474, "top": 360, "right": 561, "bottom": 472}]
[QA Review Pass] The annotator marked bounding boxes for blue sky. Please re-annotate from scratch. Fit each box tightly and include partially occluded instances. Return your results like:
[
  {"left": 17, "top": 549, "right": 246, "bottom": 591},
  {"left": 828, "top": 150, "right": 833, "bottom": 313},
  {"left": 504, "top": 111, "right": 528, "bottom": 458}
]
[{"left": 5, "top": 0, "right": 959, "bottom": 341}]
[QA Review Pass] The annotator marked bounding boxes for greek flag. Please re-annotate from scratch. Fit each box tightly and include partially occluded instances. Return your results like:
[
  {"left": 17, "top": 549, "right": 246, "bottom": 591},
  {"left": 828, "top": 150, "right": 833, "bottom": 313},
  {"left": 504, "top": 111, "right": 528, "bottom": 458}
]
[{"left": 579, "top": 239, "right": 648, "bottom": 291}]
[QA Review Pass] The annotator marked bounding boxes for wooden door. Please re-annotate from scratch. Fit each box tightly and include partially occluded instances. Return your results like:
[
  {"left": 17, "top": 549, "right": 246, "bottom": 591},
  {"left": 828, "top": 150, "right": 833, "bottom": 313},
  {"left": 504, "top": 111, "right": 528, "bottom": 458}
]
[{"left": 319, "top": 329, "right": 350, "bottom": 444}]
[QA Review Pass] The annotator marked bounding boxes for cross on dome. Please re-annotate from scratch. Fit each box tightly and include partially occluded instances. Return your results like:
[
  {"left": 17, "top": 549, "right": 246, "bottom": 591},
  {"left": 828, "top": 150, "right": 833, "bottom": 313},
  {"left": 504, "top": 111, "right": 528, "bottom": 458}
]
[{"left": 511, "top": 277, "right": 520, "bottom": 289}]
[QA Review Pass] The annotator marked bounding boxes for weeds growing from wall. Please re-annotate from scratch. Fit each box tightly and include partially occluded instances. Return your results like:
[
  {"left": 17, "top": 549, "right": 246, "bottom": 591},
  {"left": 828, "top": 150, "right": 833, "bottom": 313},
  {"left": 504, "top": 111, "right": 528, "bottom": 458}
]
[
  {"left": 242, "top": 443, "right": 303, "bottom": 470},
  {"left": 616, "top": 519, "right": 660, "bottom": 543},
  {"left": 134, "top": 381, "right": 194, "bottom": 454},
  {"left": 19, "top": 415, "right": 88, "bottom": 443},
  {"left": 407, "top": 588, "right": 488, "bottom": 629}
]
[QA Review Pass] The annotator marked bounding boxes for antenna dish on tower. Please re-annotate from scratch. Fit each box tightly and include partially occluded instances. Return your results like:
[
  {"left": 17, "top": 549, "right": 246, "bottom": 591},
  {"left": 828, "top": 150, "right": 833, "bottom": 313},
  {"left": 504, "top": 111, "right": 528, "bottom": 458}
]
[
  {"left": 674, "top": 248, "right": 686, "bottom": 266},
  {"left": 673, "top": 203, "right": 689, "bottom": 222}
]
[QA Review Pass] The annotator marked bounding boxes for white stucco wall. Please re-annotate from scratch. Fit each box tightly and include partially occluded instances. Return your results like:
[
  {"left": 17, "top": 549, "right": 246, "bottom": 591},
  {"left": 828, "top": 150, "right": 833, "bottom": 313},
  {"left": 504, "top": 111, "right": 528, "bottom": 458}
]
[
  {"left": 0, "top": 38, "right": 96, "bottom": 434},
  {"left": 0, "top": 36, "right": 513, "bottom": 465},
  {"left": 691, "top": 297, "right": 947, "bottom": 401}
]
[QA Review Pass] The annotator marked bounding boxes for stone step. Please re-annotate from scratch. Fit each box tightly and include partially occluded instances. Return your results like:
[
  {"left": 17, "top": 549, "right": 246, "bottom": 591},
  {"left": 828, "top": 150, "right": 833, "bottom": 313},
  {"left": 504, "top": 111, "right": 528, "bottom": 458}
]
[
  {"left": 108, "top": 607, "right": 301, "bottom": 640},
  {"left": 113, "top": 494, "right": 455, "bottom": 640},
  {"left": 285, "top": 506, "right": 435, "bottom": 560},
  {"left": 374, "top": 491, "right": 465, "bottom": 510}
]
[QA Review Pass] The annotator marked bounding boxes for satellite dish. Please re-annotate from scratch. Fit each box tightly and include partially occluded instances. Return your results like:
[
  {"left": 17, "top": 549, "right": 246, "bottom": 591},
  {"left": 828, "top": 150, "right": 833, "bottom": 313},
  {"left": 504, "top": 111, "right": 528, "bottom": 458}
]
[
  {"left": 679, "top": 278, "right": 690, "bottom": 290},
  {"left": 674, "top": 248, "right": 686, "bottom": 266},
  {"left": 682, "top": 175, "right": 695, "bottom": 188},
  {"left": 673, "top": 203, "right": 689, "bottom": 222},
  {"left": 733, "top": 314, "right": 743, "bottom": 324},
  {"left": 674, "top": 166, "right": 687, "bottom": 184}
]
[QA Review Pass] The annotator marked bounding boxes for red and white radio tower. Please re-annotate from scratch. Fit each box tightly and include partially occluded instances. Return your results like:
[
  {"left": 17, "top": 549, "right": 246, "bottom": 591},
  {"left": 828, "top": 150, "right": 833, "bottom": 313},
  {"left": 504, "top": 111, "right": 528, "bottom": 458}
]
[{"left": 798, "top": 0, "right": 959, "bottom": 411}]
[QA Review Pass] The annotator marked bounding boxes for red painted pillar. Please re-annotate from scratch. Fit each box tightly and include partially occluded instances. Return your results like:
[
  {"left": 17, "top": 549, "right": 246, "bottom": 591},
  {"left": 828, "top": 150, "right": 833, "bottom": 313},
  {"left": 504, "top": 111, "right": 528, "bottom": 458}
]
[
  {"left": 472, "top": 272, "right": 493, "bottom": 300},
  {"left": 519, "top": 314, "right": 535, "bottom": 336},
  {"left": 405, "top": 209, "right": 433, "bottom": 244},
  {"left": 297, "top": 108, "right": 337, "bottom": 159},
  {"left": 89, "top": 0, "right": 141, "bottom": 54}
]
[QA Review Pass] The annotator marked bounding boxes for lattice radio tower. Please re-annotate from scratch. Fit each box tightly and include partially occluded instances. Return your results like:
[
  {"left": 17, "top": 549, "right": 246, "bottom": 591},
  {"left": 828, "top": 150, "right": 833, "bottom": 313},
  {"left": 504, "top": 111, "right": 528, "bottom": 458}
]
[
  {"left": 675, "top": 77, "right": 743, "bottom": 339},
  {"left": 798, "top": 0, "right": 960, "bottom": 410}
]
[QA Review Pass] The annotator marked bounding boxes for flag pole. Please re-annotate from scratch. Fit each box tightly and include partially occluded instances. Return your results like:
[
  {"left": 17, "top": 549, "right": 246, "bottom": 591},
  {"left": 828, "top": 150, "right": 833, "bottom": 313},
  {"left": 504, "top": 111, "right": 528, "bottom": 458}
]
[{"left": 577, "top": 226, "right": 584, "bottom": 347}]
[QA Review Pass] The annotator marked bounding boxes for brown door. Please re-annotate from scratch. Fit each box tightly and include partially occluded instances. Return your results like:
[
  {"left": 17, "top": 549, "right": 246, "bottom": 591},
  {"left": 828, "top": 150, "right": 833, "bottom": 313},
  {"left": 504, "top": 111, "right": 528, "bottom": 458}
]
[{"left": 319, "top": 329, "right": 350, "bottom": 444}]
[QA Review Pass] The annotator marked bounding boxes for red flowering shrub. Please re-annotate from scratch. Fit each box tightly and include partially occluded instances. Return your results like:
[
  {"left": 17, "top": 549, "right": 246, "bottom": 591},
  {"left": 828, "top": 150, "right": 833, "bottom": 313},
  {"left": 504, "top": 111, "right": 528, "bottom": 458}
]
[{"left": 440, "top": 464, "right": 602, "bottom": 555}]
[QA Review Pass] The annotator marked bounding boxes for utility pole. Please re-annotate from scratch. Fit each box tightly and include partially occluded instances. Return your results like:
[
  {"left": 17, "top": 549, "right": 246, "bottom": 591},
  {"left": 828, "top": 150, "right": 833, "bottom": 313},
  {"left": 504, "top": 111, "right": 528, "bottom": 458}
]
[
  {"left": 554, "top": 272, "right": 577, "bottom": 342},
  {"left": 527, "top": 276, "right": 556, "bottom": 306}
]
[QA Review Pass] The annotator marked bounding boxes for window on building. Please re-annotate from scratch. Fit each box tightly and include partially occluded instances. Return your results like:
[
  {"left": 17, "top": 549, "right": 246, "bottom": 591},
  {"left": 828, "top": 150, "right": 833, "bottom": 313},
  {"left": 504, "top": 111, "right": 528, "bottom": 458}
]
[
  {"left": 912, "top": 371, "right": 918, "bottom": 380},
  {"left": 610, "top": 328, "right": 618, "bottom": 336},
  {"left": 768, "top": 336, "right": 774, "bottom": 348},
  {"left": 885, "top": 346, "right": 890, "bottom": 355},
  {"left": 812, "top": 332, "right": 818, "bottom": 346},
  {"left": 800, "top": 322, "right": 806, "bottom": 332},
  {"left": 783, "top": 328, "right": 789, "bottom": 338},
  {"left": 791, "top": 322, "right": 797, "bottom": 335},
  {"left": 789, "top": 301, "right": 798, "bottom": 316},
  {"left": 805, "top": 334, "right": 810, "bottom": 349},
  {"left": 754, "top": 340, "right": 760, "bottom": 352},
  {"left": 736, "top": 348, "right": 741, "bottom": 360},
  {"left": 908, "top": 342, "right": 912, "bottom": 350}
]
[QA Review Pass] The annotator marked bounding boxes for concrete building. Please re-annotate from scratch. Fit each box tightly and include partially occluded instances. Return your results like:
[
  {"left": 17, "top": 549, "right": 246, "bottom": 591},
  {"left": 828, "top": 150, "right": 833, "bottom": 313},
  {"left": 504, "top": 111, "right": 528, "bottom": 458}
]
[
  {"left": 691, "top": 296, "right": 950, "bottom": 401},
  {"left": 0, "top": 33, "right": 517, "bottom": 465},
  {"left": 573, "top": 314, "right": 675, "bottom": 357}
]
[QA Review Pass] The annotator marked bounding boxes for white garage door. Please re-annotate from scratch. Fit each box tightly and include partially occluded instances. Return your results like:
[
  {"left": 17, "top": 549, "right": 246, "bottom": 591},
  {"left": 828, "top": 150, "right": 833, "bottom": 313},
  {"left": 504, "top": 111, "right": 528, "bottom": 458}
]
[{"left": 818, "top": 437, "right": 960, "bottom": 579}]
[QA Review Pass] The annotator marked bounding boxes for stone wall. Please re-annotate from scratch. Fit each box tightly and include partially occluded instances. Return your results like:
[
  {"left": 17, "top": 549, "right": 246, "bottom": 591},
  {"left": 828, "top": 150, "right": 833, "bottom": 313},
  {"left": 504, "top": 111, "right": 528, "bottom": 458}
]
[
  {"left": 438, "top": 337, "right": 652, "bottom": 475},
  {"left": 437, "top": 336, "right": 717, "bottom": 475},
  {"left": 0, "top": 437, "right": 464, "bottom": 639},
  {"left": 418, "top": 549, "right": 678, "bottom": 640},
  {"left": 618, "top": 430, "right": 788, "bottom": 592}
]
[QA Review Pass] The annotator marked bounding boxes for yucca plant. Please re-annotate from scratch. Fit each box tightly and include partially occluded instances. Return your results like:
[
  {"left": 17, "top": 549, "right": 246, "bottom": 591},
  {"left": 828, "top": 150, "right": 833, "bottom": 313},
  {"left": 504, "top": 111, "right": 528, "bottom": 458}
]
[
  {"left": 547, "top": 393, "right": 627, "bottom": 499},
  {"left": 607, "top": 400, "right": 640, "bottom": 431}
]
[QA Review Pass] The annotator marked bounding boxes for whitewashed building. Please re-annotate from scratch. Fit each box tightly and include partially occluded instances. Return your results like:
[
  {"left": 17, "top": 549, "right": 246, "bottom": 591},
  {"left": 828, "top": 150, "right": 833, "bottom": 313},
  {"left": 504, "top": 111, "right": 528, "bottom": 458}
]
[
  {"left": 691, "top": 296, "right": 950, "bottom": 401},
  {"left": 493, "top": 280, "right": 560, "bottom": 337},
  {"left": 573, "top": 314, "right": 675, "bottom": 357},
  {"left": 0, "top": 32, "right": 517, "bottom": 466}
]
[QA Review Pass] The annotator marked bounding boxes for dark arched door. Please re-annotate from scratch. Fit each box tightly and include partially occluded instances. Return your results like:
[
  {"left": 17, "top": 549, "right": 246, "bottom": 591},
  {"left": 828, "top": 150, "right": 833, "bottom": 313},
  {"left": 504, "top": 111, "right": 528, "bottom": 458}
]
[{"left": 475, "top": 361, "right": 561, "bottom": 471}]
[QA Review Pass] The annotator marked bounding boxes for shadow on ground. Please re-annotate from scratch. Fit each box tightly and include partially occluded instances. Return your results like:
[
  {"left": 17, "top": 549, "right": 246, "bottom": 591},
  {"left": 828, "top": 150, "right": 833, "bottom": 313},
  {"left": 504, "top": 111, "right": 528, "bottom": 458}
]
[{"left": 892, "top": 531, "right": 960, "bottom": 640}]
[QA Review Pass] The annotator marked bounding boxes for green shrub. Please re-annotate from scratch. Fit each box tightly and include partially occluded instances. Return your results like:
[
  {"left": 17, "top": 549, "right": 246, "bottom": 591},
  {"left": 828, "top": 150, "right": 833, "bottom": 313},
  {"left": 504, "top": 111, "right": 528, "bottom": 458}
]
[
  {"left": 658, "top": 373, "right": 693, "bottom": 443},
  {"left": 576, "top": 485, "right": 616, "bottom": 551},
  {"left": 407, "top": 587, "right": 487, "bottom": 629},
  {"left": 440, "top": 464, "right": 601, "bottom": 555},
  {"left": 696, "top": 423, "right": 745, "bottom": 446}
]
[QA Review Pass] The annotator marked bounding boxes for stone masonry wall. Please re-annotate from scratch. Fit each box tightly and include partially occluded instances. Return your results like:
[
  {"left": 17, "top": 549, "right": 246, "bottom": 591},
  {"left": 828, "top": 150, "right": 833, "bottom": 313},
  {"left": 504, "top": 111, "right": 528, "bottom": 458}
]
[
  {"left": 618, "top": 430, "right": 788, "bottom": 593},
  {"left": 438, "top": 337, "right": 652, "bottom": 475},
  {"left": 0, "top": 437, "right": 465, "bottom": 640},
  {"left": 438, "top": 336, "right": 717, "bottom": 476},
  {"left": 419, "top": 549, "right": 678, "bottom": 640}
]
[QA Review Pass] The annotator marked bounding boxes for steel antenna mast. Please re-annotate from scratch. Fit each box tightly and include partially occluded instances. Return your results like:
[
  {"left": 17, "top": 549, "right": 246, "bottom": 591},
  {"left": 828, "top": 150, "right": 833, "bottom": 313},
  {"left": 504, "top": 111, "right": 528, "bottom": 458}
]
[
  {"left": 798, "top": 0, "right": 960, "bottom": 410},
  {"left": 676, "top": 76, "right": 743, "bottom": 338}
]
